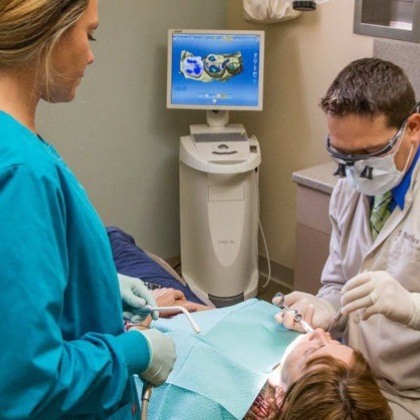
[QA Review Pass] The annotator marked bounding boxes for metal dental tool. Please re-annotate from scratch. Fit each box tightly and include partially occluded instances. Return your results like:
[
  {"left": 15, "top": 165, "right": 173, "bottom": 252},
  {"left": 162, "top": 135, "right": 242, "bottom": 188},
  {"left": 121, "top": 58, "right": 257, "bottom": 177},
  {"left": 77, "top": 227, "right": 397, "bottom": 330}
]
[
  {"left": 328, "top": 309, "right": 343, "bottom": 332},
  {"left": 273, "top": 292, "right": 315, "bottom": 333},
  {"left": 327, "top": 269, "right": 366, "bottom": 332},
  {"left": 140, "top": 305, "right": 201, "bottom": 419}
]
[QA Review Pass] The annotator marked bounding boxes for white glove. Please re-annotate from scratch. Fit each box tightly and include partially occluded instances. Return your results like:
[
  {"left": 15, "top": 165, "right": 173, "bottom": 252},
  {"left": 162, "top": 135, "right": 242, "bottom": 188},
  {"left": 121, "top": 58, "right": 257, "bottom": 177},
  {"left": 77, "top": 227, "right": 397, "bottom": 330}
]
[
  {"left": 118, "top": 273, "right": 158, "bottom": 322},
  {"left": 341, "top": 271, "right": 420, "bottom": 329},
  {"left": 273, "top": 291, "right": 336, "bottom": 332},
  {"left": 137, "top": 329, "right": 176, "bottom": 386}
]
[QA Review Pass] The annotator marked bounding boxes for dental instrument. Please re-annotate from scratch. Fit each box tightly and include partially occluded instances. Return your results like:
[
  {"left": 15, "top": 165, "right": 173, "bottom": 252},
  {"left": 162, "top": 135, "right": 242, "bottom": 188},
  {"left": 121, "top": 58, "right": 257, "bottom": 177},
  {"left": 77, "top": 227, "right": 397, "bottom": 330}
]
[
  {"left": 141, "top": 383, "right": 153, "bottom": 420},
  {"left": 273, "top": 292, "right": 315, "bottom": 333},
  {"left": 327, "top": 269, "right": 366, "bottom": 332},
  {"left": 144, "top": 305, "right": 201, "bottom": 334},
  {"left": 328, "top": 309, "right": 343, "bottom": 332},
  {"left": 140, "top": 305, "right": 201, "bottom": 420}
]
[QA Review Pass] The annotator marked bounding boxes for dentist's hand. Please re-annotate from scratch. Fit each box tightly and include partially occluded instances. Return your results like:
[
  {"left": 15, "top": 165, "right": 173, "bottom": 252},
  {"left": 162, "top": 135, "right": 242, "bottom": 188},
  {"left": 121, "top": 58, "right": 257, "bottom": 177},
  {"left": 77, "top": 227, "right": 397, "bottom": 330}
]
[
  {"left": 341, "top": 271, "right": 420, "bottom": 329},
  {"left": 136, "top": 329, "right": 176, "bottom": 386},
  {"left": 273, "top": 291, "right": 336, "bottom": 332},
  {"left": 118, "top": 273, "right": 158, "bottom": 323}
]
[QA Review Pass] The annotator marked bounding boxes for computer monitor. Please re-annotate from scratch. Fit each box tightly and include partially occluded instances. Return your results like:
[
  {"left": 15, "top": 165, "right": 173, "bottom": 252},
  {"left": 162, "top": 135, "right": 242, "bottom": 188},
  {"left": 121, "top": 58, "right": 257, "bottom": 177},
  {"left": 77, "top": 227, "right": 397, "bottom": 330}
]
[{"left": 167, "top": 29, "right": 264, "bottom": 112}]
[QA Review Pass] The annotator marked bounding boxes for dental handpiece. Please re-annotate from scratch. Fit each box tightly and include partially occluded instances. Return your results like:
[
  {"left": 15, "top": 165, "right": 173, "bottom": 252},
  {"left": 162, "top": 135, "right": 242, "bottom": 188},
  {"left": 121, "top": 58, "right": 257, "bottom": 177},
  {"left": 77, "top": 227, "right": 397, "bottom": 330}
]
[
  {"left": 291, "top": 312, "right": 315, "bottom": 334},
  {"left": 273, "top": 292, "right": 315, "bottom": 334},
  {"left": 146, "top": 305, "right": 201, "bottom": 334},
  {"left": 139, "top": 305, "right": 201, "bottom": 420}
]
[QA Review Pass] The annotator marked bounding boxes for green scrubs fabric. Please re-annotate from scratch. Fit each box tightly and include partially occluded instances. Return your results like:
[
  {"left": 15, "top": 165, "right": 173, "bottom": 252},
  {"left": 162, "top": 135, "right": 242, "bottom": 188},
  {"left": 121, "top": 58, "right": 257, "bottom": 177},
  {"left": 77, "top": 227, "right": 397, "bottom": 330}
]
[{"left": 0, "top": 111, "right": 150, "bottom": 419}]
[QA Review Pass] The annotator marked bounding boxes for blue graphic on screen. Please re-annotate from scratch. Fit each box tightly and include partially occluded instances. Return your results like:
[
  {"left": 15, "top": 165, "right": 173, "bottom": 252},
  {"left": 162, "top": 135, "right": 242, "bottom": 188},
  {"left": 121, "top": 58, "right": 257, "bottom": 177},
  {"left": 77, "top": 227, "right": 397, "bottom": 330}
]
[{"left": 170, "top": 33, "right": 261, "bottom": 108}]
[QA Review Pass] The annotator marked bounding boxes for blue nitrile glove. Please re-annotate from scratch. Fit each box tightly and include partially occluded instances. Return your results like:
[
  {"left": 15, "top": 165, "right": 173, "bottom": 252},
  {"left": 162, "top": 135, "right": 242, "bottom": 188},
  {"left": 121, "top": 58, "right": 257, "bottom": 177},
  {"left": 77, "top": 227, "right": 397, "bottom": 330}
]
[
  {"left": 138, "top": 329, "right": 177, "bottom": 386},
  {"left": 118, "top": 273, "right": 159, "bottom": 322}
]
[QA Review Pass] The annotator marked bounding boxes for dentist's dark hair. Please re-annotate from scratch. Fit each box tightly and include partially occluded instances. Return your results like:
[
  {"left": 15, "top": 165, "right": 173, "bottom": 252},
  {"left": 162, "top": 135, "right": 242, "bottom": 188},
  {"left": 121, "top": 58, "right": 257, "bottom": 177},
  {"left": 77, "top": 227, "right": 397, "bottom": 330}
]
[{"left": 320, "top": 57, "right": 416, "bottom": 128}]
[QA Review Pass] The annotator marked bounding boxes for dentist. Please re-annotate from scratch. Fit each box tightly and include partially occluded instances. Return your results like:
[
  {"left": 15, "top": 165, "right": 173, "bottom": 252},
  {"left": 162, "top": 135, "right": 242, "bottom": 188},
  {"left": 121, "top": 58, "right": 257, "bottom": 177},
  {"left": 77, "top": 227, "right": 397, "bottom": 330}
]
[
  {"left": 0, "top": 1, "right": 175, "bottom": 418},
  {"left": 276, "top": 58, "right": 420, "bottom": 419}
]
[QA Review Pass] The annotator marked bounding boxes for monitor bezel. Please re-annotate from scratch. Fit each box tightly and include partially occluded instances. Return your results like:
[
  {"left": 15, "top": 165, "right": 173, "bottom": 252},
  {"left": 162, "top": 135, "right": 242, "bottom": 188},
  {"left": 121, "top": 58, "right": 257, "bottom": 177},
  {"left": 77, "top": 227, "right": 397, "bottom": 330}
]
[{"left": 166, "top": 29, "right": 265, "bottom": 111}]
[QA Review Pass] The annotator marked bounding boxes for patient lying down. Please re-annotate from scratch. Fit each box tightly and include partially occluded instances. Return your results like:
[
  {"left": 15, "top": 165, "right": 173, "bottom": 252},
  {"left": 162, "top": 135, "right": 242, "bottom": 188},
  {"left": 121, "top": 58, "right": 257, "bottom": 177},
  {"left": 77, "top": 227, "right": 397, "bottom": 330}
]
[
  {"left": 109, "top": 228, "right": 390, "bottom": 419},
  {"left": 246, "top": 329, "right": 391, "bottom": 419},
  {"left": 133, "top": 298, "right": 391, "bottom": 420}
]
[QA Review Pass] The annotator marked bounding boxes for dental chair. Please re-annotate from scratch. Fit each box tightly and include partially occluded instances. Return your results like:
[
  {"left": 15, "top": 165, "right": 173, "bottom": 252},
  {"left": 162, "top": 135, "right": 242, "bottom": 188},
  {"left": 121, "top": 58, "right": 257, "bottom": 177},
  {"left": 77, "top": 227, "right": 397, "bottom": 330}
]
[{"left": 106, "top": 226, "right": 214, "bottom": 307}]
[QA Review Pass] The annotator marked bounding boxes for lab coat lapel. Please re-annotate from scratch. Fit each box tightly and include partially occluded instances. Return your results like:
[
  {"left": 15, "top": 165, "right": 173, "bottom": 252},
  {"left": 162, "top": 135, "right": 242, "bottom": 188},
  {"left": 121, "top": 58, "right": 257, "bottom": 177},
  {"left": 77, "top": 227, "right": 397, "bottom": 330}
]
[{"left": 364, "top": 161, "right": 419, "bottom": 256}]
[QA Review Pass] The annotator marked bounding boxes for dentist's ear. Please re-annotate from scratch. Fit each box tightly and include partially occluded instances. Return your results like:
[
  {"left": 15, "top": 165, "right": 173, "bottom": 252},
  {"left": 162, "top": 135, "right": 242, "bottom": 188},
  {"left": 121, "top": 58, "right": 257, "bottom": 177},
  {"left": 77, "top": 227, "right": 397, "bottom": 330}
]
[{"left": 407, "top": 112, "right": 420, "bottom": 144}]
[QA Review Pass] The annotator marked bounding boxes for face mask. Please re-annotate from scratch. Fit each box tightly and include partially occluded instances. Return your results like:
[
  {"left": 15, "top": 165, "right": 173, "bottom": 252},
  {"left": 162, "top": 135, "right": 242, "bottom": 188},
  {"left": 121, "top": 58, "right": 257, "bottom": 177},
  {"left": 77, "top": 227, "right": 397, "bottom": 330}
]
[{"left": 345, "top": 142, "right": 413, "bottom": 196}]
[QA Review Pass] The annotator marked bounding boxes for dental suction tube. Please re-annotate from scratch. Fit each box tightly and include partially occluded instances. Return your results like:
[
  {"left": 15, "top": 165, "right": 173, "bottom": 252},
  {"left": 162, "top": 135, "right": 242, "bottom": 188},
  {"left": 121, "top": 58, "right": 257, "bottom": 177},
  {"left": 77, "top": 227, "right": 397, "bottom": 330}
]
[{"left": 148, "top": 305, "right": 201, "bottom": 334}]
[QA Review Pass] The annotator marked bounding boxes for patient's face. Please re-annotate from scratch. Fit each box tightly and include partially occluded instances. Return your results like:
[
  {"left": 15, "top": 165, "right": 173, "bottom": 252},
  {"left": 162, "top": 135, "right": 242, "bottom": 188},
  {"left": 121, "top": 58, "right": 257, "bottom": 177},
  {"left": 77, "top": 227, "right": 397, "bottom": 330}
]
[{"left": 281, "top": 329, "right": 354, "bottom": 386}]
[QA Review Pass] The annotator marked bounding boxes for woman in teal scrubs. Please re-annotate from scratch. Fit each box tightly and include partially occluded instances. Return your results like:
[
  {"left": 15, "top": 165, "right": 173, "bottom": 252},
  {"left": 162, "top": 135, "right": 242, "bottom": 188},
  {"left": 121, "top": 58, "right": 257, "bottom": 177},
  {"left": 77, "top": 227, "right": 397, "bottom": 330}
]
[{"left": 0, "top": 1, "right": 175, "bottom": 418}]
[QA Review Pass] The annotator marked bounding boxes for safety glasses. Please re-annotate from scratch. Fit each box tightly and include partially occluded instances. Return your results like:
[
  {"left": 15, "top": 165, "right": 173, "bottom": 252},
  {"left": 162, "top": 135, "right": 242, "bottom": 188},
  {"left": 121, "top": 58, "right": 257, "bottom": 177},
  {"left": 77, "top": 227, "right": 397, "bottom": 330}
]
[
  {"left": 326, "top": 120, "right": 407, "bottom": 164},
  {"left": 326, "top": 102, "right": 420, "bottom": 178}
]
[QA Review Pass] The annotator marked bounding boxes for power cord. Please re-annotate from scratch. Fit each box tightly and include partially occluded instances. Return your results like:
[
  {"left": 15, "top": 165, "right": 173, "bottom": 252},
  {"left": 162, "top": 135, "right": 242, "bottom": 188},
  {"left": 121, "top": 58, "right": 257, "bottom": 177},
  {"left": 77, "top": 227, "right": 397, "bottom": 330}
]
[{"left": 255, "top": 168, "right": 272, "bottom": 288}]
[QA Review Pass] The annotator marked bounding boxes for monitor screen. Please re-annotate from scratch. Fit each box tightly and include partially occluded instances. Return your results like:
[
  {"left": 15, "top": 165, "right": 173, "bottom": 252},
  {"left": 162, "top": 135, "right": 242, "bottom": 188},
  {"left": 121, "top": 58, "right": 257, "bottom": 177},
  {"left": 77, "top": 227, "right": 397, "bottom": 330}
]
[{"left": 167, "top": 29, "right": 264, "bottom": 111}]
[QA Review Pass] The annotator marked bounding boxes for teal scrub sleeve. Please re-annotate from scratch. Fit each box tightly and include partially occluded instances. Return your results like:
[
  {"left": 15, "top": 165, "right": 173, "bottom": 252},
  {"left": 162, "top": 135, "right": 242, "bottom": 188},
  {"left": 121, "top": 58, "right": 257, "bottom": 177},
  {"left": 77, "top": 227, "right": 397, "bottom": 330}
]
[{"left": 0, "top": 164, "right": 150, "bottom": 418}]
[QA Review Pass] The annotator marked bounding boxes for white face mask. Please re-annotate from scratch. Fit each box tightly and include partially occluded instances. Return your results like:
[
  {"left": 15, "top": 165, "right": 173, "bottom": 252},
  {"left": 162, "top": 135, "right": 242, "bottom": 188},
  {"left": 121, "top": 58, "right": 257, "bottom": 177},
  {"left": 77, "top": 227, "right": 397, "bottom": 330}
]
[{"left": 345, "top": 142, "right": 413, "bottom": 196}]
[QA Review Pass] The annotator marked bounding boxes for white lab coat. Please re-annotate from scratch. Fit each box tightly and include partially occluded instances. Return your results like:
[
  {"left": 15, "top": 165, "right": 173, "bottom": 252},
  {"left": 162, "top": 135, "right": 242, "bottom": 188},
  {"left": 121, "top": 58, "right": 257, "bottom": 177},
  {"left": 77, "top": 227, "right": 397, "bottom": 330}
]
[{"left": 318, "top": 159, "right": 420, "bottom": 419}]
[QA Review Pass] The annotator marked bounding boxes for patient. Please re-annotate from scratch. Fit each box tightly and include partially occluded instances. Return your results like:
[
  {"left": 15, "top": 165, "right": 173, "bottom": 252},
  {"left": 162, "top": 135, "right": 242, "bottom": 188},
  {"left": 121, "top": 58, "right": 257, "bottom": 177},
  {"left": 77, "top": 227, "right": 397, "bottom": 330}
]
[
  {"left": 106, "top": 227, "right": 390, "bottom": 419},
  {"left": 246, "top": 330, "right": 392, "bottom": 419},
  {"left": 132, "top": 300, "right": 391, "bottom": 420},
  {"left": 106, "top": 225, "right": 212, "bottom": 316}
]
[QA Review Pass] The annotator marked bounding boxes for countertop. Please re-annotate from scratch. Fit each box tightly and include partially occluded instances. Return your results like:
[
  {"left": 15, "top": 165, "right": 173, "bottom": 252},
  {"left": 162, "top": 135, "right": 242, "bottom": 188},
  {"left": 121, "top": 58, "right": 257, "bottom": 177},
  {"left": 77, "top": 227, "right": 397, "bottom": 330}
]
[{"left": 292, "top": 161, "right": 338, "bottom": 194}]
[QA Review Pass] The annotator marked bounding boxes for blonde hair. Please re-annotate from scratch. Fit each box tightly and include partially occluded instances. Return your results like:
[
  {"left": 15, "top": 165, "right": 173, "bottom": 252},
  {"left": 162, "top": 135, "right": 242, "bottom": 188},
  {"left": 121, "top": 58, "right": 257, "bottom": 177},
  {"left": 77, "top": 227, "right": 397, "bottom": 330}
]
[
  {"left": 0, "top": 0, "right": 89, "bottom": 88},
  {"left": 278, "top": 351, "right": 392, "bottom": 420}
]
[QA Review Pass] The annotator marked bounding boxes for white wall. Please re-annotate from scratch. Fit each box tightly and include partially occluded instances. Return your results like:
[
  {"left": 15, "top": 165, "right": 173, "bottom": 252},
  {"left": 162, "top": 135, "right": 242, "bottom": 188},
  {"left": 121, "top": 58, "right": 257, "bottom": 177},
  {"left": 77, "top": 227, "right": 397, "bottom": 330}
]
[
  {"left": 37, "top": 0, "right": 226, "bottom": 258},
  {"left": 227, "top": 0, "right": 374, "bottom": 276},
  {"left": 36, "top": 0, "right": 375, "bottom": 275}
]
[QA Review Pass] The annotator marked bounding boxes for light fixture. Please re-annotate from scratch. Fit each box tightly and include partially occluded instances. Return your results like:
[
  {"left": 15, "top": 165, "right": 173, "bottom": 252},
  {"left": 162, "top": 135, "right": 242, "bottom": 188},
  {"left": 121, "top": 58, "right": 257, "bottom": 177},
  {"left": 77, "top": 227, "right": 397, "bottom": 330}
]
[{"left": 293, "top": 1, "right": 316, "bottom": 11}]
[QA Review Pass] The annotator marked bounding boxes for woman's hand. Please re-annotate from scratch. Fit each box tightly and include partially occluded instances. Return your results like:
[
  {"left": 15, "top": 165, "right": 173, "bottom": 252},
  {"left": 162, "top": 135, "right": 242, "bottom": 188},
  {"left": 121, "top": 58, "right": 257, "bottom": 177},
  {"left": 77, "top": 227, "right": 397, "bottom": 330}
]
[
  {"left": 118, "top": 273, "right": 158, "bottom": 322},
  {"left": 153, "top": 288, "right": 209, "bottom": 317}
]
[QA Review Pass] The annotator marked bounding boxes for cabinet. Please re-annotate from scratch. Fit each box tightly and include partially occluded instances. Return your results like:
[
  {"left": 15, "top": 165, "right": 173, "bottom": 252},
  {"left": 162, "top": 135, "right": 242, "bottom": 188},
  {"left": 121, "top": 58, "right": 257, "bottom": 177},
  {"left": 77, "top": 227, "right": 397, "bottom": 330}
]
[
  {"left": 354, "top": 0, "right": 420, "bottom": 42},
  {"left": 292, "top": 162, "right": 337, "bottom": 294}
]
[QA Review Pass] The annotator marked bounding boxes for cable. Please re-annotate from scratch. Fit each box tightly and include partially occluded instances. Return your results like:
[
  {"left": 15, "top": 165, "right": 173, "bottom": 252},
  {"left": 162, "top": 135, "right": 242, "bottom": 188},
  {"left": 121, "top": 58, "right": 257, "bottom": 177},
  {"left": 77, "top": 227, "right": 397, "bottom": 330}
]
[
  {"left": 139, "top": 308, "right": 201, "bottom": 419},
  {"left": 141, "top": 382, "right": 153, "bottom": 420},
  {"left": 259, "top": 217, "right": 272, "bottom": 288},
  {"left": 255, "top": 167, "right": 272, "bottom": 288}
]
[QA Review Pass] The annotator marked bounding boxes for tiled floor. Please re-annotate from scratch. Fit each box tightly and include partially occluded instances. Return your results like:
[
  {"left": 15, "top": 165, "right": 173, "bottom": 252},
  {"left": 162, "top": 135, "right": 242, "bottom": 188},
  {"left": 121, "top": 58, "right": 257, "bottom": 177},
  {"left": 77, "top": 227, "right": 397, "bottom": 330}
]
[
  {"left": 257, "top": 278, "right": 292, "bottom": 304},
  {"left": 172, "top": 261, "right": 292, "bottom": 304}
]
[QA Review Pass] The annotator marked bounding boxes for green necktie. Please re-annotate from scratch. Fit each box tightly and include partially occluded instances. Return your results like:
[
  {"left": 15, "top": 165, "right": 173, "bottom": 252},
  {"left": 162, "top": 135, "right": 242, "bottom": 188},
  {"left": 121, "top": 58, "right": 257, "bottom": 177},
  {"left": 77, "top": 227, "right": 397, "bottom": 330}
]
[{"left": 370, "top": 191, "right": 392, "bottom": 241}]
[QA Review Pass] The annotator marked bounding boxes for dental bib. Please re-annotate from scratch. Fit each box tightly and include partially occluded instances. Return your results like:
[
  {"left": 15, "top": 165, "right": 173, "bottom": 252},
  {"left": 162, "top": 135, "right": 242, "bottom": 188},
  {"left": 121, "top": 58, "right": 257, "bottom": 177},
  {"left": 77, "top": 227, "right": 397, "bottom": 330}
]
[{"left": 138, "top": 299, "right": 299, "bottom": 419}]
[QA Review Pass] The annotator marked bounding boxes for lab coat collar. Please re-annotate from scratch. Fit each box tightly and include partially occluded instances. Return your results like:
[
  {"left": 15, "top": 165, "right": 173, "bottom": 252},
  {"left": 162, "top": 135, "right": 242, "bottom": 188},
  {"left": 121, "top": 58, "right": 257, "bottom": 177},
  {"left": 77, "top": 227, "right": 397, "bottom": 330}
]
[
  {"left": 391, "top": 145, "right": 420, "bottom": 210},
  {"left": 366, "top": 156, "right": 420, "bottom": 254}
]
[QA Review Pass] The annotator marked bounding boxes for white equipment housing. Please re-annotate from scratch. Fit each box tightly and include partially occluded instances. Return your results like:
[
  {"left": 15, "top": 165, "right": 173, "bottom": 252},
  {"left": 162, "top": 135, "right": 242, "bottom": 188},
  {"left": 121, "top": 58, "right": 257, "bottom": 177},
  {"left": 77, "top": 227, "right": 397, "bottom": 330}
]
[{"left": 180, "top": 119, "right": 261, "bottom": 307}]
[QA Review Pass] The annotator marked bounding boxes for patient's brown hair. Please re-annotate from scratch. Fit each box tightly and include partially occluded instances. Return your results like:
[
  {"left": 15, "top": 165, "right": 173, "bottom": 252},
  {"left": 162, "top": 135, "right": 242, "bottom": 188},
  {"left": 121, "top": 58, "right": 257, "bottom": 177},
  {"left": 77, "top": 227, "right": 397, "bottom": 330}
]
[
  {"left": 278, "top": 350, "right": 392, "bottom": 420},
  {"left": 245, "top": 349, "right": 391, "bottom": 420}
]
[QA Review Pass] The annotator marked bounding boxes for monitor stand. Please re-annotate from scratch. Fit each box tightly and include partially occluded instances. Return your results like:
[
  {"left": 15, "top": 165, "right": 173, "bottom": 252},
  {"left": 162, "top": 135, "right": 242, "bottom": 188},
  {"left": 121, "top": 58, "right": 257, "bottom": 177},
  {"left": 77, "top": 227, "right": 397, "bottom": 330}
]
[
  {"left": 206, "top": 110, "right": 230, "bottom": 128},
  {"left": 189, "top": 110, "right": 246, "bottom": 136}
]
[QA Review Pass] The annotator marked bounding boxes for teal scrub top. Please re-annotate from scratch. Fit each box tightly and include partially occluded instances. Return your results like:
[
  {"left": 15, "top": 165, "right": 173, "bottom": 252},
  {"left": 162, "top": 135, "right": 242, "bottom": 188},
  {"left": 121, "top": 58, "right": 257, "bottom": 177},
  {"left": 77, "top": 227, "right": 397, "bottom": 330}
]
[{"left": 0, "top": 111, "right": 150, "bottom": 419}]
